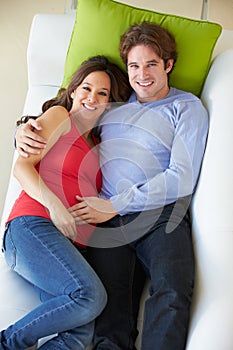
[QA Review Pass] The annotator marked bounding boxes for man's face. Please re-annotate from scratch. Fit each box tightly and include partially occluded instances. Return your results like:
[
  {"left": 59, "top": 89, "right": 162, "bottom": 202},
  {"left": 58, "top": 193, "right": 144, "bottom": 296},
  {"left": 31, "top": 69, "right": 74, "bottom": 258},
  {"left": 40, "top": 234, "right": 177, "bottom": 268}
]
[{"left": 127, "top": 44, "right": 173, "bottom": 103}]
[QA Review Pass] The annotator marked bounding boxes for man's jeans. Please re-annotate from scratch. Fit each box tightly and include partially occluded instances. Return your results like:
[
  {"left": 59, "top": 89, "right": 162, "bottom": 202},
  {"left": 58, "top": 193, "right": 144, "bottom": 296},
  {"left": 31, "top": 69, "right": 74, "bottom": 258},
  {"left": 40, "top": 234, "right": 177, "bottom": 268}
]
[
  {"left": 87, "top": 199, "right": 195, "bottom": 350},
  {"left": 1, "top": 216, "right": 107, "bottom": 350}
]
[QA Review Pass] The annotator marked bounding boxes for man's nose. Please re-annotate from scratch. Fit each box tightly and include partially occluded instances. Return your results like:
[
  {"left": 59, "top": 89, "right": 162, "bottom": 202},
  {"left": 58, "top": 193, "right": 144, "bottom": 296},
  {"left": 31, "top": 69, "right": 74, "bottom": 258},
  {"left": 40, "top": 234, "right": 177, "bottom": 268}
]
[{"left": 138, "top": 67, "right": 148, "bottom": 79}]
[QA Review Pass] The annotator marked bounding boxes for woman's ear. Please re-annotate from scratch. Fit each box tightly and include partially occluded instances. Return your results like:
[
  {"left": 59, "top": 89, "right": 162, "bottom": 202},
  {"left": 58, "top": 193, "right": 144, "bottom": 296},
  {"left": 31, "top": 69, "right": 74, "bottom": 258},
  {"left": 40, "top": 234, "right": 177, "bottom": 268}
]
[
  {"left": 70, "top": 91, "right": 74, "bottom": 99},
  {"left": 105, "top": 101, "right": 112, "bottom": 111}
]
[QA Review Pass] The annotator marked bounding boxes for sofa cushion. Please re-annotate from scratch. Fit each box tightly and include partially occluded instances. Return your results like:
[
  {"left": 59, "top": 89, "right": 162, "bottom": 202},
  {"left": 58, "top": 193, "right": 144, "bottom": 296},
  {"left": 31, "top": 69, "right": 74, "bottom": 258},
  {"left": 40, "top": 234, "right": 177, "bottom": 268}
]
[{"left": 62, "top": 0, "right": 222, "bottom": 96}]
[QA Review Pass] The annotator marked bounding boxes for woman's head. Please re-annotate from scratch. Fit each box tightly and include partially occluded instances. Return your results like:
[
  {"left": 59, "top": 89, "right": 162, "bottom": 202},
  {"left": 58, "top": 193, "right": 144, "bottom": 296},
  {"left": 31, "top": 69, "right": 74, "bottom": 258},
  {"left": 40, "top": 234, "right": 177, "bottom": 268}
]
[
  {"left": 69, "top": 70, "right": 111, "bottom": 126},
  {"left": 42, "top": 56, "right": 132, "bottom": 113}
]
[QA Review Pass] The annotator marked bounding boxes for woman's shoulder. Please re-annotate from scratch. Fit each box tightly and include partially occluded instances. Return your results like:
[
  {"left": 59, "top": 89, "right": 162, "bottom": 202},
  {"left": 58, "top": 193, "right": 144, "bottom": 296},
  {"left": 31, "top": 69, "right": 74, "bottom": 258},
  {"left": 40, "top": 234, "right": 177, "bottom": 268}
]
[
  {"left": 44, "top": 105, "right": 69, "bottom": 119},
  {"left": 39, "top": 105, "right": 70, "bottom": 125},
  {"left": 38, "top": 106, "right": 71, "bottom": 136}
]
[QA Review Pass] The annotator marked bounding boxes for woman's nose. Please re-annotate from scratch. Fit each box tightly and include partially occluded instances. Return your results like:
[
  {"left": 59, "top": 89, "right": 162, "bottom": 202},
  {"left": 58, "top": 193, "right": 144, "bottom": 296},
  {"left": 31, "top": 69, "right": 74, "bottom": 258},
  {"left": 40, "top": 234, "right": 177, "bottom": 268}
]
[{"left": 87, "top": 92, "right": 97, "bottom": 103}]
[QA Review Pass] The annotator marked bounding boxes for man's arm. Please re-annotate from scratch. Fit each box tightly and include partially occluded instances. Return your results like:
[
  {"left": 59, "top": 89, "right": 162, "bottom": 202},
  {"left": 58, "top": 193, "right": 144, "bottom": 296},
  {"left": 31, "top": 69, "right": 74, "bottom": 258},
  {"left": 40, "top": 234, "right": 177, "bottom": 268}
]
[
  {"left": 15, "top": 119, "right": 47, "bottom": 157},
  {"left": 109, "top": 101, "right": 209, "bottom": 216},
  {"left": 70, "top": 99, "right": 209, "bottom": 223},
  {"left": 69, "top": 195, "right": 118, "bottom": 224}
]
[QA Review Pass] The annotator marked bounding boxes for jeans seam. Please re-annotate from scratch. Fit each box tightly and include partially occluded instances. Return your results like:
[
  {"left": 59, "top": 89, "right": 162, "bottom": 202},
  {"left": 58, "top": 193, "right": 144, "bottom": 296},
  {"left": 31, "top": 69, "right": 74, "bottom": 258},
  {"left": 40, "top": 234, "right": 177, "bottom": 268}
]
[
  {"left": 119, "top": 217, "right": 137, "bottom": 349},
  {"left": 4, "top": 223, "right": 17, "bottom": 270},
  {"left": 128, "top": 253, "right": 137, "bottom": 350},
  {"left": 20, "top": 216, "right": 83, "bottom": 294}
]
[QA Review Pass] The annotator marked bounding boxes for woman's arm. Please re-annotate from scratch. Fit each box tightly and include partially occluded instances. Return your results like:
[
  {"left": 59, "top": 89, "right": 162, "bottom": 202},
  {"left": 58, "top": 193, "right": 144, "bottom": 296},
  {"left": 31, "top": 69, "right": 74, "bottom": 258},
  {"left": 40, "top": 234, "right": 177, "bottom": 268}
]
[{"left": 14, "top": 106, "right": 77, "bottom": 239}]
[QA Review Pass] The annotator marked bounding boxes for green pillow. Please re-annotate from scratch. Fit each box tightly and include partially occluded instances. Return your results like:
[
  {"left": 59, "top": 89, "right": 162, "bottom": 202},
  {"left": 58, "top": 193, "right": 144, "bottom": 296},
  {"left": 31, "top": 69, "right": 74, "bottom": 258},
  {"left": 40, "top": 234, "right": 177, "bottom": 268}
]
[{"left": 62, "top": 0, "right": 222, "bottom": 96}]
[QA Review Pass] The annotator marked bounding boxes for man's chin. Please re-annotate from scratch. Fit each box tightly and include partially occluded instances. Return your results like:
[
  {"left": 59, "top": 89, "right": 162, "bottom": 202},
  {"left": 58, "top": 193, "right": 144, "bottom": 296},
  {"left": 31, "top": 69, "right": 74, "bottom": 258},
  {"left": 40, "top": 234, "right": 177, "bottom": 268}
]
[{"left": 136, "top": 93, "right": 153, "bottom": 103}]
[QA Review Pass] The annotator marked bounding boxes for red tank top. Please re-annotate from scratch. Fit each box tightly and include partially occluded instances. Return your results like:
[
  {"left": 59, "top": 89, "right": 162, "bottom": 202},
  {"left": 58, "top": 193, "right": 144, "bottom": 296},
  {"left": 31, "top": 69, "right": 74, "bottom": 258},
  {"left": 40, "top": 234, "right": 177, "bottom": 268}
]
[{"left": 7, "top": 117, "right": 102, "bottom": 246}]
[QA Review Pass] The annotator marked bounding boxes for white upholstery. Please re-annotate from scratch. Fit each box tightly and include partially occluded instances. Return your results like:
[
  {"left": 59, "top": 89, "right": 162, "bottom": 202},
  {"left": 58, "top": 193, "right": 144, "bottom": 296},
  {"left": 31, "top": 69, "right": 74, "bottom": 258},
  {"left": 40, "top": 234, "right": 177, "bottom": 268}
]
[
  {"left": 187, "top": 48, "right": 233, "bottom": 350},
  {"left": 0, "top": 12, "right": 75, "bottom": 348},
  {"left": 0, "top": 12, "right": 233, "bottom": 349}
]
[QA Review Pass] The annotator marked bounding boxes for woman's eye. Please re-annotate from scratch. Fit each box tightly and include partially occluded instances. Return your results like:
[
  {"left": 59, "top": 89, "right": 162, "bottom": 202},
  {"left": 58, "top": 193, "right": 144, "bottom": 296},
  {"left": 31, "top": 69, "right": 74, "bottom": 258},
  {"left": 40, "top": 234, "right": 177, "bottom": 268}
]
[
  {"left": 83, "top": 86, "right": 91, "bottom": 91},
  {"left": 99, "top": 91, "right": 108, "bottom": 96}
]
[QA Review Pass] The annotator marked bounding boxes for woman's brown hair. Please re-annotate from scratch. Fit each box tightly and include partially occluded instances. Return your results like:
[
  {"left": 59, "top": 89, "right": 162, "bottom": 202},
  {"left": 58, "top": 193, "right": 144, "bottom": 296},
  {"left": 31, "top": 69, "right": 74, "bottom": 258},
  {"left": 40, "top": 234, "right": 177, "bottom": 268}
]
[
  {"left": 17, "top": 56, "right": 132, "bottom": 125},
  {"left": 42, "top": 56, "right": 132, "bottom": 113}
]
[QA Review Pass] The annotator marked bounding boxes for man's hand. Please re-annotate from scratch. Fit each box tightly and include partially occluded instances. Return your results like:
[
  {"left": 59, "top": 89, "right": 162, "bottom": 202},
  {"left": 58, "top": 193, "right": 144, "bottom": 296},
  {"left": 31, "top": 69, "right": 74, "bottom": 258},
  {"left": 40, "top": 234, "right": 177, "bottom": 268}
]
[
  {"left": 16, "top": 119, "right": 47, "bottom": 157},
  {"left": 69, "top": 195, "right": 118, "bottom": 224}
]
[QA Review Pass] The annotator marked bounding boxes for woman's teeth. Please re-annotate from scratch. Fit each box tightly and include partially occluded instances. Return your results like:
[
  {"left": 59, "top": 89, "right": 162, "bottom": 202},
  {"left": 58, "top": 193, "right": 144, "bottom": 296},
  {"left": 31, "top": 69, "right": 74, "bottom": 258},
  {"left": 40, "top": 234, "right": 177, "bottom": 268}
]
[{"left": 83, "top": 103, "right": 96, "bottom": 110}]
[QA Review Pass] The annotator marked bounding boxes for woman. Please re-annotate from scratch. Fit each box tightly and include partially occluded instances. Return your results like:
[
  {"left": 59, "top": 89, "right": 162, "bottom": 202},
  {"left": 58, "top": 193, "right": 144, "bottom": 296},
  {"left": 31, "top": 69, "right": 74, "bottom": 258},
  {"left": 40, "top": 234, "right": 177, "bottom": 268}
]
[{"left": 1, "top": 56, "right": 131, "bottom": 350}]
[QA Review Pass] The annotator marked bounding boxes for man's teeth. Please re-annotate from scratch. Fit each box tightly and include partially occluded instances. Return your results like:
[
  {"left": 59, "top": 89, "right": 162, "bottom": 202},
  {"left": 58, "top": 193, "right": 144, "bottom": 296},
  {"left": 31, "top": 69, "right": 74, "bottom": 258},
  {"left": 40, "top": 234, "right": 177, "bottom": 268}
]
[{"left": 138, "top": 82, "right": 152, "bottom": 86}]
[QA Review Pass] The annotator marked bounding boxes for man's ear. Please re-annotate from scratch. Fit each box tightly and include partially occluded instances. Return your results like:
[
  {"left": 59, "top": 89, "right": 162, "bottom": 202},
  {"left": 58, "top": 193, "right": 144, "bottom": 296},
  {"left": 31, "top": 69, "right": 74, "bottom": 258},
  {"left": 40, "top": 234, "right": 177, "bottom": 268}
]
[{"left": 165, "top": 59, "right": 174, "bottom": 73}]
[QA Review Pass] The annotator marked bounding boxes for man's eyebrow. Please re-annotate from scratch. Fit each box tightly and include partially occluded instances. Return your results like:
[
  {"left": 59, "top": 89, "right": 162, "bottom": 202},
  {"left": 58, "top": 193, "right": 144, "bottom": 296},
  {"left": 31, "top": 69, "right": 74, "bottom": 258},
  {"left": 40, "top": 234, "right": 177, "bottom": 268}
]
[{"left": 127, "top": 59, "right": 159, "bottom": 66}]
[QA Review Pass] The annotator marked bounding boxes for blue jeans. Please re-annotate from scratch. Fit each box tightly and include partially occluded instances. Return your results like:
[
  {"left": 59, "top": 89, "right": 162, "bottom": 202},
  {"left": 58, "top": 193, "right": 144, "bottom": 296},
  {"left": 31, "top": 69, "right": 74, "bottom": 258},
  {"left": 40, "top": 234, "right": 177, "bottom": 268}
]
[
  {"left": 87, "top": 199, "right": 195, "bottom": 350},
  {"left": 1, "top": 216, "right": 107, "bottom": 350}
]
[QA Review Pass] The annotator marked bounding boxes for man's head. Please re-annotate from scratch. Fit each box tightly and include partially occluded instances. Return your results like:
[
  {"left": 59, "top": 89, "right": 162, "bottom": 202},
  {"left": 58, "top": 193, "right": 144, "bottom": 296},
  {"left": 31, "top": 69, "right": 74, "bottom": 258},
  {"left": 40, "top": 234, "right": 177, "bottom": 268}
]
[
  {"left": 120, "top": 22, "right": 178, "bottom": 102},
  {"left": 120, "top": 22, "right": 177, "bottom": 69}
]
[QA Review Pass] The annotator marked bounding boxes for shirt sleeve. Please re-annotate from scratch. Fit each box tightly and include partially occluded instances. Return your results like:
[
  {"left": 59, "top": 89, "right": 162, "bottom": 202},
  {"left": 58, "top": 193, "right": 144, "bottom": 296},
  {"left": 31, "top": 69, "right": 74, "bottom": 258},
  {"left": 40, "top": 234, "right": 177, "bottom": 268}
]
[{"left": 110, "top": 99, "right": 209, "bottom": 215}]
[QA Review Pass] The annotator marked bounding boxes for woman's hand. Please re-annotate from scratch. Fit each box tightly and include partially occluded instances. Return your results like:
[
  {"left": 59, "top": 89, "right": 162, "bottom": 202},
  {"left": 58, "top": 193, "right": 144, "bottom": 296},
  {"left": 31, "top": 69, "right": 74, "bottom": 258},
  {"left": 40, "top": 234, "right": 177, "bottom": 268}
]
[
  {"left": 16, "top": 119, "right": 47, "bottom": 157},
  {"left": 49, "top": 201, "right": 77, "bottom": 240},
  {"left": 69, "top": 195, "right": 118, "bottom": 224}
]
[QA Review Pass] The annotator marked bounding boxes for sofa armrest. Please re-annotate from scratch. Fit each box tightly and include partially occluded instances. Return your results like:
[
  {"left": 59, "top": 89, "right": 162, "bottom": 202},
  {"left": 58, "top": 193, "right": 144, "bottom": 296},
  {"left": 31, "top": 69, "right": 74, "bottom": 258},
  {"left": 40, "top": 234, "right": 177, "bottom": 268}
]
[
  {"left": 187, "top": 49, "right": 233, "bottom": 350},
  {"left": 27, "top": 13, "right": 75, "bottom": 88}
]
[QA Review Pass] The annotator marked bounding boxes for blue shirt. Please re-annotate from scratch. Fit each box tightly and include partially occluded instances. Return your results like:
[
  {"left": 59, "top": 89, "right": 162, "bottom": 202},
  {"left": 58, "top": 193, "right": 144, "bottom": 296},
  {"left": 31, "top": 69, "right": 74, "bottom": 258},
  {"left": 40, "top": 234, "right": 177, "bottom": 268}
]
[{"left": 98, "top": 87, "right": 209, "bottom": 215}]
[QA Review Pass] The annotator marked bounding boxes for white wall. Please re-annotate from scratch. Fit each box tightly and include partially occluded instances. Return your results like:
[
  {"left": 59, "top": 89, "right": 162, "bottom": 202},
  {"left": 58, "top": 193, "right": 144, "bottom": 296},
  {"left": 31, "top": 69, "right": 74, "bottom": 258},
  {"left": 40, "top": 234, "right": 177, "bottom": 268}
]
[
  {"left": 0, "top": 0, "right": 67, "bottom": 219},
  {"left": 116, "top": 0, "right": 204, "bottom": 19},
  {"left": 0, "top": 0, "right": 232, "bottom": 220}
]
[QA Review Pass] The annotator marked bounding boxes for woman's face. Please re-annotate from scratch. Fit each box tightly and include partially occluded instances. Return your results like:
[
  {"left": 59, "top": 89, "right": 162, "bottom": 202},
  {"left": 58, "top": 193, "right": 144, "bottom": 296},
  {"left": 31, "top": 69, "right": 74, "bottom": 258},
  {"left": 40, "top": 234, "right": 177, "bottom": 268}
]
[{"left": 70, "top": 71, "right": 111, "bottom": 125}]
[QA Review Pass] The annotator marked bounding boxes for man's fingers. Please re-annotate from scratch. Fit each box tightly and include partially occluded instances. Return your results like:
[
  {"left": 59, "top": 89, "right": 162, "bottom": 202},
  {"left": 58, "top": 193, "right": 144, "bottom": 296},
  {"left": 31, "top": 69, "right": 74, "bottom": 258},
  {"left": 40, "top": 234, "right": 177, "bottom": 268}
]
[
  {"left": 17, "top": 147, "right": 29, "bottom": 158},
  {"left": 75, "top": 195, "right": 85, "bottom": 202},
  {"left": 28, "top": 119, "right": 42, "bottom": 131},
  {"left": 16, "top": 143, "right": 41, "bottom": 156},
  {"left": 68, "top": 202, "right": 87, "bottom": 214},
  {"left": 75, "top": 218, "right": 93, "bottom": 225},
  {"left": 21, "top": 131, "right": 47, "bottom": 146},
  {"left": 74, "top": 207, "right": 90, "bottom": 219}
]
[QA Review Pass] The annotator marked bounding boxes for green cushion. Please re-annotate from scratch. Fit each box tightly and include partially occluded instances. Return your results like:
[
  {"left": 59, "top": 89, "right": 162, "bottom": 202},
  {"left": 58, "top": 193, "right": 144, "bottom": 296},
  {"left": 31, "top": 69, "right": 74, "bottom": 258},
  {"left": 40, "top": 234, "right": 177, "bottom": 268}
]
[{"left": 62, "top": 0, "right": 222, "bottom": 96}]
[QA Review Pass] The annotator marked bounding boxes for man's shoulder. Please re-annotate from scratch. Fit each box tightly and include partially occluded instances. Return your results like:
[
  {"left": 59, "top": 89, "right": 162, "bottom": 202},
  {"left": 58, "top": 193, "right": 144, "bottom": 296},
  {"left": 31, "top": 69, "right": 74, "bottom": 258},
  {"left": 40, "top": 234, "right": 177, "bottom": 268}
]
[
  {"left": 169, "top": 88, "right": 208, "bottom": 122},
  {"left": 170, "top": 87, "right": 199, "bottom": 101}
]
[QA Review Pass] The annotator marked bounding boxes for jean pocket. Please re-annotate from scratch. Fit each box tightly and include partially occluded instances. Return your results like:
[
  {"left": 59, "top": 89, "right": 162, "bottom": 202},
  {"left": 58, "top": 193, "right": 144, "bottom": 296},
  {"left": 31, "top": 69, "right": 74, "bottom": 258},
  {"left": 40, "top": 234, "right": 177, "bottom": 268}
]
[
  {"left": 1, "top": 222, "right": 10, "bottom": 252},
  {"left": 3, "top": 223, "right": 17, "bottom": 270}
]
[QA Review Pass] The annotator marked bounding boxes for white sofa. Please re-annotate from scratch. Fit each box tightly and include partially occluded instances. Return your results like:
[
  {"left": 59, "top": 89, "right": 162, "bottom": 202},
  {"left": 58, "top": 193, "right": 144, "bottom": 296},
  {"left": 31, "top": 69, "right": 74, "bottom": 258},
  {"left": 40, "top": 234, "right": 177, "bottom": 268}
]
[{"left": 1, "top": 10, "right": 233, "bottom": 349}]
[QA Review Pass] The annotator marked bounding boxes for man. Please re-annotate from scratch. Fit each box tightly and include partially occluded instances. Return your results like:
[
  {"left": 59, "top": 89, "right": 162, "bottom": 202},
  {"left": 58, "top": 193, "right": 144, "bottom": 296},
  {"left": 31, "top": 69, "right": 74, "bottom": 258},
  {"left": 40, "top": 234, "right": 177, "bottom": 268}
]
[{"left": 16, "top": 22, "right": 208, "bottom": 350}]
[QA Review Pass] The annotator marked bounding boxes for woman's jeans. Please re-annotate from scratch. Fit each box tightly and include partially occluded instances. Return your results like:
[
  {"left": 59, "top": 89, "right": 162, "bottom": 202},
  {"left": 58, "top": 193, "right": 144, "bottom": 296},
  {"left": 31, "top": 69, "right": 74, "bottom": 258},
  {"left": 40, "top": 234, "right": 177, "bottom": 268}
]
[
  {"left": 86, "top": 199, "right": 195, "bottom": 350},
  {"left": 1, "top": 216, "right": 107, "bottom": 350}
]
